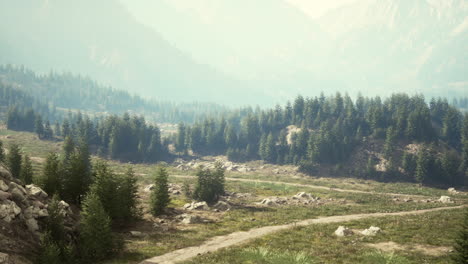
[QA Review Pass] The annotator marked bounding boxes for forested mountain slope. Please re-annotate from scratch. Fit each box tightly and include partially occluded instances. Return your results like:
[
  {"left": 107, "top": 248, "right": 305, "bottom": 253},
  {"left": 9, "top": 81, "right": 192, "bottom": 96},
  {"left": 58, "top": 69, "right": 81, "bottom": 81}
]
[
  {"left": 0, "top": 0, "right": 250, "bottom": 104},
  {"left": 0, "top": 65, "right": 230, "bottom": 123}
]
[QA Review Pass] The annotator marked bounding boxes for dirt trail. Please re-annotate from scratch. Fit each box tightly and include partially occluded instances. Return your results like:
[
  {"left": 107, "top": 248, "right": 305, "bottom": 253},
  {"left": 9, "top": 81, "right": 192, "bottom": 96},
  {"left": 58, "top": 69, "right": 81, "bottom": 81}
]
[
  {"left": 140, "top": 205, "right": 465, "bottom": 264},
  {"left": 172, "top": 175, "right": 435, "bottom": 198}
]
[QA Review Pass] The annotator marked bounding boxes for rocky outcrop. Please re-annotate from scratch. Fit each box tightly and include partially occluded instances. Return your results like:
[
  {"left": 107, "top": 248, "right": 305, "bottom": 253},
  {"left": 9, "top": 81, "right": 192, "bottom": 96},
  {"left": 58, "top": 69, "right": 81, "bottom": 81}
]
[{"left": 0, "top": 171, "right": 77, "bottom": 264}]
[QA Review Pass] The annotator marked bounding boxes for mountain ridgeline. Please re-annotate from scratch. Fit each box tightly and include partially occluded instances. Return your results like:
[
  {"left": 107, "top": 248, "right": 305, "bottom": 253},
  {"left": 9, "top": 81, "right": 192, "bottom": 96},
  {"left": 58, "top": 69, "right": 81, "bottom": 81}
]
[{"left": 1, "top": 0, "right": 466, "bottom": 104}]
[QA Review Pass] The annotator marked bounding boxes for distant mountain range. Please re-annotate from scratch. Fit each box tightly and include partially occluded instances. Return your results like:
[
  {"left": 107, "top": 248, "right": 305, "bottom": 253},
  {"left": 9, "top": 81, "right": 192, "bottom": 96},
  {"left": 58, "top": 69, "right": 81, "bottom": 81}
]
[{"left": 0, "top": 0, "right": 466, "bottom": 105}]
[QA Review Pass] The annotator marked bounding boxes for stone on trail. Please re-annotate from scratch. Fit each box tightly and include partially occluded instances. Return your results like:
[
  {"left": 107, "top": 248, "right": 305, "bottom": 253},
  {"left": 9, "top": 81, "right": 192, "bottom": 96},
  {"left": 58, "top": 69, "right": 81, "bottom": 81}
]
[
  {"left": 334, "top": 226, "right": 353, "bottom": 237},
  {"left": 447, "top": 188, "right": 458, "bottom": 194},
  {"left": 361, "top": 226, "right": 381, "bottom": 236}
]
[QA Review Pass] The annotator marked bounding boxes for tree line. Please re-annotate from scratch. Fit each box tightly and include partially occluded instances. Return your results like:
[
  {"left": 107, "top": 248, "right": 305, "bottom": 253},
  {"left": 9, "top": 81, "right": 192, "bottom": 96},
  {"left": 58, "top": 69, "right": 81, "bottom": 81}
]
[{"left": 174, "top": 93, "right": 468, "bottom": 186}]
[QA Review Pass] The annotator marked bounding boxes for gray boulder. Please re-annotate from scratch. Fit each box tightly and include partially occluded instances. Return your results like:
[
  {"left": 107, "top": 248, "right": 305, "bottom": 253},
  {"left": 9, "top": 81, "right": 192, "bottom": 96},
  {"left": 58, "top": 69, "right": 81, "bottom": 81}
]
[
  {"left": 0, "top": 191, "right": 11, "bottom": 201},
  {"left": 26, "top": 185, "right": 48, "bottom": 199},
  {"left": 0, "top": 180, "right": 8, "bottom": 192}
]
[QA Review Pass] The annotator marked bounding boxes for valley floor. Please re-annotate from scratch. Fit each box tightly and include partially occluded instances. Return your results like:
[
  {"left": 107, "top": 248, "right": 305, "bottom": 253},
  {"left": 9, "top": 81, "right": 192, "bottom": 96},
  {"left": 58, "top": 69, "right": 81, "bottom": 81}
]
[{"left": 1, "top": 129, "right": 467, "bottom": 264}]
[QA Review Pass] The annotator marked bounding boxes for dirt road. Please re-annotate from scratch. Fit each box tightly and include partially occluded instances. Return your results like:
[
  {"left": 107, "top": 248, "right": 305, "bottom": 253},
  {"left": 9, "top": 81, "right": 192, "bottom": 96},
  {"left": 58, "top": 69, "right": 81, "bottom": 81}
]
[{"left": 140, "top": 205, "right": 465, "bottom": 264}]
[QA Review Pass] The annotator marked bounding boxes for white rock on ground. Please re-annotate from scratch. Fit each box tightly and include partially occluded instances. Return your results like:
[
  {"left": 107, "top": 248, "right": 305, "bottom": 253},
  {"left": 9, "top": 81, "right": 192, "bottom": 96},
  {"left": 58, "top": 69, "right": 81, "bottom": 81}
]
[
  {"left": 144, "top": 184, "right": 155, "bottom": 192},
  {"left": 439, "top": 196, "right": 452, "bottom": 203},
  {"left": 293, "top": 192, "right": 312, "bottom": 199},
  {"left": 130, "top": 231, "right": 144, "bottom": 237},
  {"left": 361, "top": 226, "right": 381, "bottom": 236},
  {"left": 448, "top": 188, "right": 458, "bottom": 194},
  {"left": 334, "top": 226, "right": 354, "bottom": 237},
  {"left": 183, "top": 201, "right": 209, "bottom": 211}
]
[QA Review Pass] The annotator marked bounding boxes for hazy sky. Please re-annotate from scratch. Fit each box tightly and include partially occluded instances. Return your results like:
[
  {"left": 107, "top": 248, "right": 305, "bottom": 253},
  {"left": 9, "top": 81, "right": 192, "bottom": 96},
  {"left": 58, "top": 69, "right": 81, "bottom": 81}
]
[{"left": 285, "top": 0, "right": 360, "bottom": 18}]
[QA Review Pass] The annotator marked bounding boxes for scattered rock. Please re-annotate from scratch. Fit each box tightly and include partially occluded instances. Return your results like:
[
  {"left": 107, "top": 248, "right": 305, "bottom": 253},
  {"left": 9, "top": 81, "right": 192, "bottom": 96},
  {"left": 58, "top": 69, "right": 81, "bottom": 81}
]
[
  {"left": 334, "top": 226, "right": 353, "bottom": 237},
  {"left": 361, "top": 226, "right": 381, "bottom": 236},
  {"left": 293, "top": 192, "right": 312, "bottom": 200},
  {"left": 130, "top": 231, "right": 144, "bottom": 237},
  {"left": 181, "top": 214, "right": 202, "bottom": 224},
  {"left": 184, "top": 201, "right": 209, "bottom": 211},
  {"left": 438, "top": 196, "right": 452, "bottom": 203},
  {"left": 448, "top": 188, "right": 458, "bottom": 194},
  {"left": 213, "top": 201, "right": 230, "bottom": 211},
  {"left": 144, "top": 184, "right": 155, "bottom": 192}
]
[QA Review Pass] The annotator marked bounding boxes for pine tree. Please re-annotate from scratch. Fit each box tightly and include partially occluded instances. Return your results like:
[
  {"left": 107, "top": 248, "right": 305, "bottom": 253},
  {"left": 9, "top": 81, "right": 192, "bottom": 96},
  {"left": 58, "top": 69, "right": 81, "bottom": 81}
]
[
  {"left": 6, "top": 143, "right": 22, "bottom": 178},
  {"left": 54, "top": 121, "right": 61, "bottom": 137},
  {"left": 365, "top": 156, "right": 376, "bottom": 179},
  {"left": 61, "top": 119, "right": 71, "bottom": 138},
  {"left": 20, "top": 154, "right": 33, "bottom": 184},
  {"left": 41, "top": 153, "right": 61, "bottom": 195},
  {"left": 62, "top": 136, "right": 75, "bottom": 163},
  {"left": 401, "top": 152, "right": 416, "bottom": 177},
  {"left": 89, "top": 161, "right": 119, "bottom": 220},
  {"left": 35, "top": 115, "right": 45, "bottom": 139},
  {"left": 63, "top": 151, "right": 90, "bottom": 205},
  {"left": 79, "top": 191, "right": 115, "bottom": 261},
  {"left": 383, "top": 126, "right": 396, "bottom": 159},
  {"left": 44, "top": 121, "right": 54, "bottom": 139},
  {"left": 452, "top": 209, "right": 468, "bottom": 264},
  {"left": 0, "top": 140, "right": 5, "bottom": 165},
  {"left": 193, "top": 164, "right": 225, "bottom": 204},
  {"left": 415, "top": 148, "right": 429, "bottom": 185},
  {"left": 117, "top": 167, "right": 139, "bottom": 222},
  {"left": 175, "top": 123, "right": 186, "bottom": 153},
  {"left": 150, "top": 166, "right": 170, "bottom": 216}
]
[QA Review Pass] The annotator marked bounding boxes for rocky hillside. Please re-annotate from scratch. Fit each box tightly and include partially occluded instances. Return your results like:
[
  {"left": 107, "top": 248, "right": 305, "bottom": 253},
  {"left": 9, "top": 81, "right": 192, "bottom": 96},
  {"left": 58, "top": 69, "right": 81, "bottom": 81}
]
[{"left": 0, "top": 170, "right": 77, "bottom": 264}]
